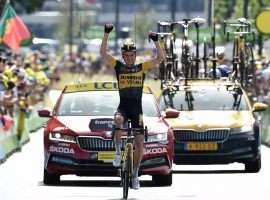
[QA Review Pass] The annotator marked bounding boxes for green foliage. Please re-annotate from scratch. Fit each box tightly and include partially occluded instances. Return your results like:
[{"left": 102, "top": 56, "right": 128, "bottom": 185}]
[
  {"left": 215, "top": 0, "right": 270, "bottom": 22},
  {"left": 0, "top": 0, "right": 45, "bottom": 15},
  {"left": 214, "top": 0, "right": 236, "bottom": 23},
  {"left": 132, "top": 10, "right": 156, "bottom": 50}
]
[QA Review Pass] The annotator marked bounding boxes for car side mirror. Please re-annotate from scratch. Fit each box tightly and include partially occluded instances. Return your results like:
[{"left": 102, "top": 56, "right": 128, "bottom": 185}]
[
  {"left": 164, "top": 108, "right": 180, "bottom": 118},
  {"left": 38, "top": 108, "right": 52, "bottom": 117},
  {"left": 252, "top": 102, "right": 268, "bottom": 112}
]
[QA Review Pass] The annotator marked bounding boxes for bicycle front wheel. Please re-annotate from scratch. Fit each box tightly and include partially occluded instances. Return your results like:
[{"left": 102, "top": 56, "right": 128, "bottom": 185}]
[{"left": 122, "top": 147, "right": 132, "bottom": 199}]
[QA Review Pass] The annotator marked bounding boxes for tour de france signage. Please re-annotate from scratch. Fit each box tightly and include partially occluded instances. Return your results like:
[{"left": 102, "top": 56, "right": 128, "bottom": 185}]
[{"left": 256, "top": 8, "right": 270, "bottom": 34}]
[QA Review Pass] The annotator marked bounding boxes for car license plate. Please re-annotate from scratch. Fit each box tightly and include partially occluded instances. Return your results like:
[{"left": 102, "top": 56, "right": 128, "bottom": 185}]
[
  {"left": 185, "top": 143, "right": 218, "bottom": 151},
  {"left": 98, "top": 152, "right": 115, "bottom": 162}
]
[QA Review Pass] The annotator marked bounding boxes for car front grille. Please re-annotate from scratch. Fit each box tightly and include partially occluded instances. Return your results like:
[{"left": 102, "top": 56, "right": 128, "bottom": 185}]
[
  {"left": 77, "top": 136, "right": 134, "bottom": 151},
  {"left": 174, "top": 129, "right": 229, "bottom": 142}
]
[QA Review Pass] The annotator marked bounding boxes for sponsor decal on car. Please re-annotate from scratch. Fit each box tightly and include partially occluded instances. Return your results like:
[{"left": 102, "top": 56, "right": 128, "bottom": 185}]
[
  {"left": 89, "top": 118, "right": 114, "bottom": 131},
  {"left": 145, "top": 143, "right": 159, "bottom": 148},
  {"left": 94, "top": 82, "right": 118, "bottom": 90},
  {"left": 64, "top": 81, "right": 151, "bottom": 93},
  {"left": 49, "top": 145, "right": 75, "bottom": 155},
  {"left": 143, "top": 147, "right": 167, "bottom": 155}
]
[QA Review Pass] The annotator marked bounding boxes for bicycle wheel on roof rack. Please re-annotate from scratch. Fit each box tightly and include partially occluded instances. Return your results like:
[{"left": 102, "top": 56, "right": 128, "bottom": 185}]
[
  {"left": 170, "top": 35, "right": 179, "bottom": 79},
  {"left": 181, "top": 44, "right": 190, "bottom": 79},
  {"left": 158, "top": 61, "right": 165, "bottom": 80},
  {"left": 232, "top": 40, "right": 239, "bottom": 79},
  {"left": 239, "top": 48, "right": 246, "bottom": 88},
  {"left": 245, "top": 43, "right": 255, "bottom": 85}
]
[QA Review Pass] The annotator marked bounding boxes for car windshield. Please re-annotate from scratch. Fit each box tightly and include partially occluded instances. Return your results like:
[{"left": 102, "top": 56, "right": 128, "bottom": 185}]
[
  {"left": 159, "top": 88, "right": 248, "bottom": 111},
  {"left": 56, "top": 91, "right": 160, "bottom": 117}
]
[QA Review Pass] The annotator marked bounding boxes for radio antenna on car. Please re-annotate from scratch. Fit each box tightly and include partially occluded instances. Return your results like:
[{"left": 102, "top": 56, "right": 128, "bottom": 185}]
[{"left": 77, "top": 11, "right": 83, "bottom": 83}]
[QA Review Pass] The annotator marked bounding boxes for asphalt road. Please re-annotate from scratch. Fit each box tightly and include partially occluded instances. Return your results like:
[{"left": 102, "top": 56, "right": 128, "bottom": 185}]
[{"left": 0, "top": 128, "right": 270, "bottom": 200}]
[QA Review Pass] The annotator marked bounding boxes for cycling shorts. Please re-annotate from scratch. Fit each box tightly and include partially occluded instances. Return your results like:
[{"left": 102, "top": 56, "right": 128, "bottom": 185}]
[{"left": 115, "top": 98, "right": 143, "bottom": 134}]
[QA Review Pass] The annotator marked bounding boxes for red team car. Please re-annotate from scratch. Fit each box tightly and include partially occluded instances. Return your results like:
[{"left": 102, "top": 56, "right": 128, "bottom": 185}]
[{"left": 38, "top": 81, "right": 174, "bottom": 186}]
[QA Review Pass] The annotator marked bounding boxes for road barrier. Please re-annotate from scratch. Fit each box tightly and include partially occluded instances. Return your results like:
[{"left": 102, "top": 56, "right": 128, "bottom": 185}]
[
  {"left": 0, "top": 92, "right": 51, "bottom": 164},
  {"left": 261, "top": 108, "right": 270, "bottom": 147},
  {"left": 0, "top": 143, "right": 6, "bottom": 163}
]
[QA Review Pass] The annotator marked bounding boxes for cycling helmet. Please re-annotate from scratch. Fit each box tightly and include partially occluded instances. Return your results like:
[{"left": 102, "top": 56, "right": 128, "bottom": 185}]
[{"left": 121, "top": 41, "right": 136, "bottom": 52}]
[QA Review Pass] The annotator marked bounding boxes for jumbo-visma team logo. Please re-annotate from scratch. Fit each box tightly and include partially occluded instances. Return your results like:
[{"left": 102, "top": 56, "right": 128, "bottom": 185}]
[
  {"left": 119, "top": 73, "right": 142, "bottom": 88},
  {"left": 4, "top": 19, "right": 13, "bottom": 34}
]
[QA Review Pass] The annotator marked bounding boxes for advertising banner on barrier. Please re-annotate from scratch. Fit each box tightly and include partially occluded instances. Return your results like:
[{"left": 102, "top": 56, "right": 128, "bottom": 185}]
[{"left": 0, "top": 143, "right": 6, "bottom": 162}]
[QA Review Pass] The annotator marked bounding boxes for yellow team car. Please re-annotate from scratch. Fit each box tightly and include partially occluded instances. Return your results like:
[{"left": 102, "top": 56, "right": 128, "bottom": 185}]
[{"left": 158, "top": 79, "right": 268, "bottom": 172}]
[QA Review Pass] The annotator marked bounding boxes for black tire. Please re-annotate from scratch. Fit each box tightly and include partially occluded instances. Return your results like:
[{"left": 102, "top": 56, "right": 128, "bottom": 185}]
[
  {"left": 122, "top": 147, "right": 131, "bottom": 199},
  {"left": 152, "top": 172, "right": 172, "bottom": 186},
  {"left": 245, "top": 43, "right": 255, "bottom": 84},
  {"left": 43, "top": 169, "right": 60, "bottom": 185},
  {"left": 239, "top": 49, "right": 246, "bottom": 87},
  {"left": 245, "top": 154, "right": 261, "bottom": 173},
  {"left": 232, "top": 41, "right": 238, "bottom": 78},
  {"left": 182, "top": 44, "right": 190, "bottom": 79},
  {"left": 159, "top": 62, "right": 165, "bottom": 81}
]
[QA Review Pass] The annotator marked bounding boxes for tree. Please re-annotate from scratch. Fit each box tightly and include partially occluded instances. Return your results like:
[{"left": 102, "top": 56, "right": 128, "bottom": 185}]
[
  {"left": 132, "top": 10, "right": 156, "bottom": 51},
  {"left": 214, "top": 0, "right": 270, "bottom": 22},
  {"left": 214, "top": 0, "right": 236, "bottom": 23},
  {"left": 0, "top": 0, "right": 46, "bottom": 15}
]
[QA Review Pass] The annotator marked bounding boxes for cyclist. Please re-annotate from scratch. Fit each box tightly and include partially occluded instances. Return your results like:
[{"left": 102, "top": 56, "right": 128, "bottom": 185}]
[{"left": 100, "top": 24, "right": 164, "bottom": 190}]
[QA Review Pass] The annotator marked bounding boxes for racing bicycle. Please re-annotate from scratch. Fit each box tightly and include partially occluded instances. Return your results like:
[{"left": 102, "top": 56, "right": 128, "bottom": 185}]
[
  {"left": 111, "top": 120, "right": 148, "bottom": 199},
  {"left": 178, "top": 18, "right": 196, "bottom": 85},
  {"left": 224, "top": 18, "right": 255, "bottom": 88},
  {"left": 156, "top": 21, "right": 179, "bottom": 85}
]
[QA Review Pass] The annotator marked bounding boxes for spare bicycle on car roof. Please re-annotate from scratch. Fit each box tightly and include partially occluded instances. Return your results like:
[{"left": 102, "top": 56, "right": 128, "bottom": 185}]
[{"left": 224, "top": 18, "right": 256, "bottom": 89}]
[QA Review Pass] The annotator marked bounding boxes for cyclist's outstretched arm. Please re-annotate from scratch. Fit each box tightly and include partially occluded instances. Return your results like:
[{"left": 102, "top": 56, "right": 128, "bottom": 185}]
[
  {"left": 148, "top": 31, "right": 165, "bottom": 66},
  {"left": 100, "top": 24, "right": 116, "bottom": 64}
]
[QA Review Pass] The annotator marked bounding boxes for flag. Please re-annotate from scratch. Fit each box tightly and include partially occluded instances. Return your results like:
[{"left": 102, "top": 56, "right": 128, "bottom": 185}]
[{"left": 0, "top": 3, "right": 31, "bottom": 51}]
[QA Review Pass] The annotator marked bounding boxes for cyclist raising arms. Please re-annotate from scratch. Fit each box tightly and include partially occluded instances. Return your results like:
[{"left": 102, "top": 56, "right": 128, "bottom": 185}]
[{"left": 100, "top": 24, "right": 164, "bottom": 190}]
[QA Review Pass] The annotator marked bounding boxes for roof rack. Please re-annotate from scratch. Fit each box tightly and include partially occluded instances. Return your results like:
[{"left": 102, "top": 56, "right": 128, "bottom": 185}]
[{"left": 161, "top": 76, "right": 242, "bottom": 91}]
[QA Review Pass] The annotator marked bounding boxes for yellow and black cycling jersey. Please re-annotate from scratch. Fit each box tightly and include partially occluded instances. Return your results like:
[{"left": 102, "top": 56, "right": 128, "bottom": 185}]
[{"left": 108, "top": 58, "right": 153, "bottom": 99}]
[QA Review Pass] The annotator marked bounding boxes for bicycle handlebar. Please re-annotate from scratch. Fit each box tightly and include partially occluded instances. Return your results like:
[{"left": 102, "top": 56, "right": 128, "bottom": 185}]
[
  {"left": 113, "top": 126, "right": 146, "bottom": 132},
  {"left": 111, "top": 124, "right": 148, "bottom": 142},
  {"left": 156, "top": 32, "right": 173, "bottom": 35},
  {"left": 224, "top": 18, "right": 251, "bottom": 34}
]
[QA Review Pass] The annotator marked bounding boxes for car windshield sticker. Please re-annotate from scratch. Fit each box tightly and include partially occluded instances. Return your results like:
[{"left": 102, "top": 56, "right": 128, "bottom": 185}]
[
  {"left": 89, "top": 118, "right": 114, "bottom": 131},
  {"left": 64, "top": 81, "right": 151, "bottom": 93}
]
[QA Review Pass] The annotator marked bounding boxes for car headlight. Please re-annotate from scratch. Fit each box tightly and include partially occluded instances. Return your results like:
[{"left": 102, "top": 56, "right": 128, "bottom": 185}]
[
  {"left": 49, "top": 133, "right": 77, "bottom": 143},
  {"left": 230, "top": 125, "right": 254, "bottom": 134},
  {"left": 145, "top": 133, "right": 168, "bottom": 143}
]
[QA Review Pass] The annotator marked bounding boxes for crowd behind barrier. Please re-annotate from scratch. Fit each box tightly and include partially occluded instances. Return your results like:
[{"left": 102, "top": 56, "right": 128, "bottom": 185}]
[{"left": 0, "top": 48, "right": 55, "bottom": 164}]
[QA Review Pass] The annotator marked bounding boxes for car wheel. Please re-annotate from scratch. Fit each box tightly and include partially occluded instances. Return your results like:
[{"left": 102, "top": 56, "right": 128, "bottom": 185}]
[
  {"left": 245, "top": 154, "right": 261, "bottom": 173},
  {"left": 152, "top": 172, "right": 172, "bottom": 186},
  {"left": 43, "top": 169, "right": 60, "bottom": 185}
]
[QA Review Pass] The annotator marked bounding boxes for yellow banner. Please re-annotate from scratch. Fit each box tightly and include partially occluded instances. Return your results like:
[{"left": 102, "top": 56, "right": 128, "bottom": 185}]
[{"left": 64, "top": 81, "right": 151, "bottom": 93}]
